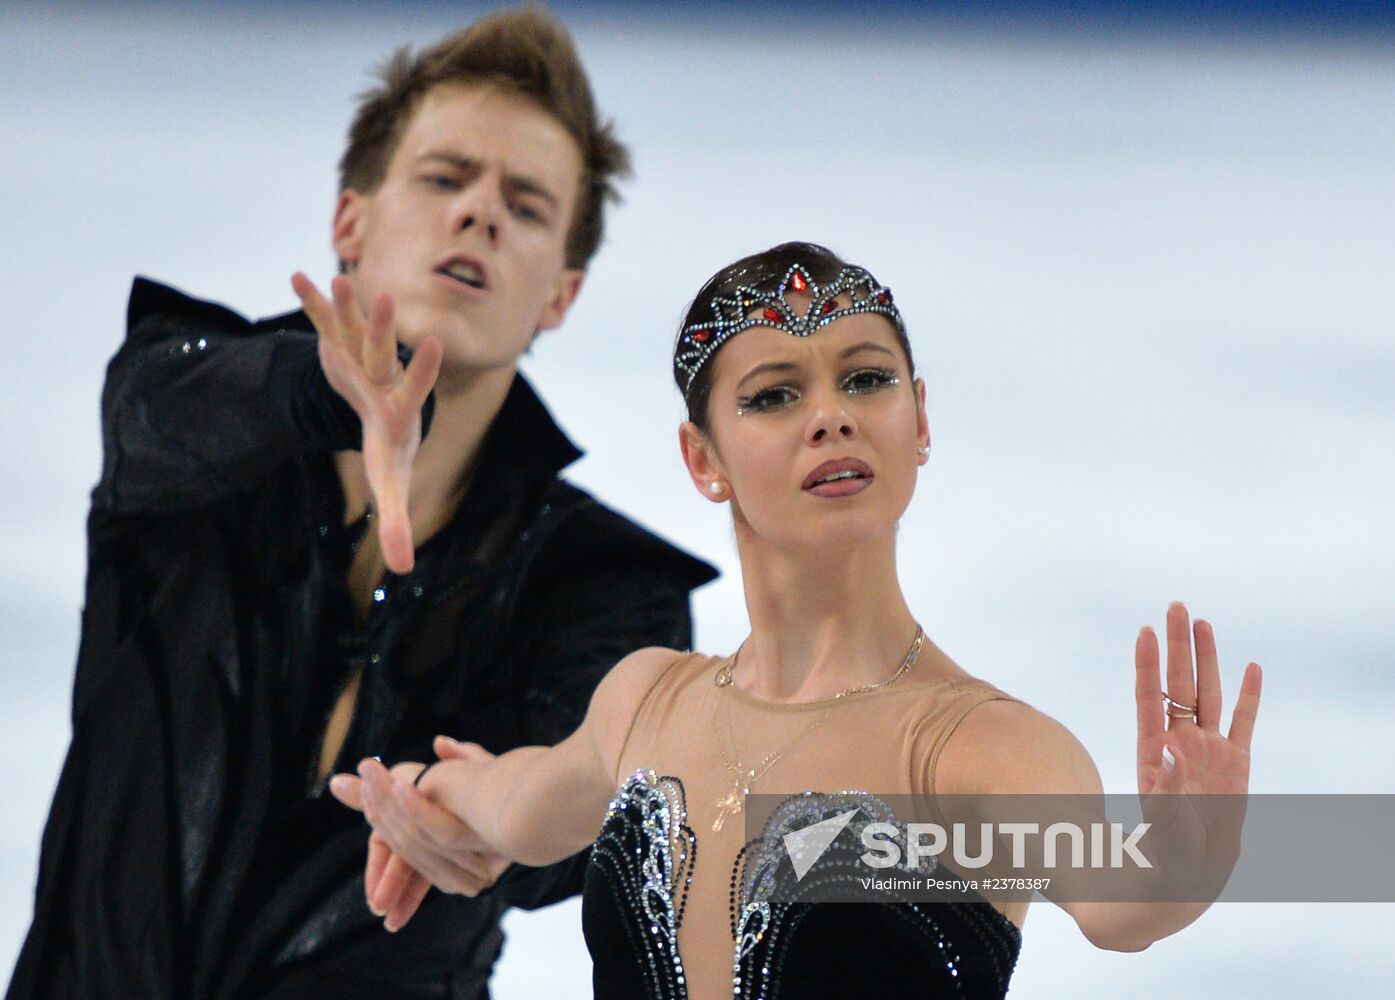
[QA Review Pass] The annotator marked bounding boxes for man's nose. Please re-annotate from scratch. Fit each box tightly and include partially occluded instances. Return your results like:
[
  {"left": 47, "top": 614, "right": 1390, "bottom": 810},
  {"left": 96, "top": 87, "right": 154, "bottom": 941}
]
[{"left": 453, "top": 180, "right": 504, "bottom": 244}]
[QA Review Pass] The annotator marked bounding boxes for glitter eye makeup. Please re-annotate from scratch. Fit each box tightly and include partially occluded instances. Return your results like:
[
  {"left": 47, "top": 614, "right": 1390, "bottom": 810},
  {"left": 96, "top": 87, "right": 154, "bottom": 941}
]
[
  {"left": 735, "top": 384, "right": 800, "bottom": 416},
  {"left": 735, "top": 366, "right": 901, "bottom": 417},
  {"left": 841, "top": 367, "right": 900, "bottom": 395}
]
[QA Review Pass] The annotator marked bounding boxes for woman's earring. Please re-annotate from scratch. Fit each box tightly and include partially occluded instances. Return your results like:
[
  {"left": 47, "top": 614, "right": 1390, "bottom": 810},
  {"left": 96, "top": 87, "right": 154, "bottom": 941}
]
[
  {"left": 709, "top": 481, "right": 728, "bottom": 498},
  {"left": 916, "top": 445, "right": 929, "bottom": 457}
]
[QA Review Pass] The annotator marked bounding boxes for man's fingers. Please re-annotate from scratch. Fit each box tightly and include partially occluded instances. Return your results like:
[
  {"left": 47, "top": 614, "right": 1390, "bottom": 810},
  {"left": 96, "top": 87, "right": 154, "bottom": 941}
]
[
  {"left": 390, "top": 775, "right": 489, "bottom": 855},
  {"left": 378, "top": 509, "right": 415, "bottom": 576},
  {"left": 397, "top": 336, "right": 443, "bottom": 410},
  {"left": 433, "top": 735, "right": 492, "bottom": 763},
  {"left": 358, "top": 758, "right": 499, "bottom": 897},
  {"left": 363, "top": 292, "right": 399, "bottom": 385},
  {"left": 330, "top": 275, "right": 366, "bottom": 360},
  {"left": 292, "top": 272, "right": 338, "bottom": 343},
  {"left": 1227, "top": 662, "right": 1263, "bottom": 751}
]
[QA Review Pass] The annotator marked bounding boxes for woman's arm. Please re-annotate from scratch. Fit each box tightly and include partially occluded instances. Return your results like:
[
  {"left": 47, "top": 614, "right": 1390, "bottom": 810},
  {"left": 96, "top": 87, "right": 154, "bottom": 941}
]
[
  {"left": 937, "top": 603, "right": 1262, "bottom": 951},
  {"left": 333, "top": 646, "right": 678, "bottom": 871}
]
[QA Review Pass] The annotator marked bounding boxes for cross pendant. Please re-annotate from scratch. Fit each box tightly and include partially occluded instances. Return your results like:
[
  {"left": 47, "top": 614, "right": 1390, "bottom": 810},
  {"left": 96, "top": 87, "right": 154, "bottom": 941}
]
[{"left": 713, "top": 788, "right": 743, "bottom": 832}]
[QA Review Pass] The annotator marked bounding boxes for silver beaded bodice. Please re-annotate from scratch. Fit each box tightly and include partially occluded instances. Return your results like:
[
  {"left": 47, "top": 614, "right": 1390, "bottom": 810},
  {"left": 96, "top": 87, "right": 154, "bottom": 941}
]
[{"left": 587, "top": 771, "right": 1020, "bottom": 1000}]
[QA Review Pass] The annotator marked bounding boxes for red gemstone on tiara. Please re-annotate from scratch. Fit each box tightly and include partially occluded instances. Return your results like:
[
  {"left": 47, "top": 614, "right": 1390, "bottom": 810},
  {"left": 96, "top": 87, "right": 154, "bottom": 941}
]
[
  {"left": 692, "top": 329, "right": 711, "bottom": 342},
  {"left": 762, "top": 307, "right": 781, "bottom": 323},
  {"left": 821, "top": 299, "right": 837, "bottom": 314},
  {"left": 790, "top": 271, "right": 808, "bottom": 293},
  {"left": 877, "top": 291, "right": 891, "bottom": 304}
]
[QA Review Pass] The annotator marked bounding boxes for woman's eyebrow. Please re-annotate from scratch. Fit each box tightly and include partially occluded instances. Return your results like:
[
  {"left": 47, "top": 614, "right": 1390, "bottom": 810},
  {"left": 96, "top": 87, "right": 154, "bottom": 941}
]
[
  {"left": 735, "top": 361, "right": 799, "bottom": 392},
  {"left": 840, "top": 342, "right": 897, "bottom": 359}
]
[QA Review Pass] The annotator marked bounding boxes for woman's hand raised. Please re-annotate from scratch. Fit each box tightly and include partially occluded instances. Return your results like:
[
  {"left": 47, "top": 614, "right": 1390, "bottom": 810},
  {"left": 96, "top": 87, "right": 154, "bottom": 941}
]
[{"left": 1133, "top": 602, "right": 1263, "bottom": 884}]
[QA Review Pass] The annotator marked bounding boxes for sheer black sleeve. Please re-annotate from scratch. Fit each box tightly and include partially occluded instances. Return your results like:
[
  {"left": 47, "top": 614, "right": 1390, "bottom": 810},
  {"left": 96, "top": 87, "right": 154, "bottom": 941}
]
[{"left": 91, "top": 279, "right": 430, "bottom": 517}]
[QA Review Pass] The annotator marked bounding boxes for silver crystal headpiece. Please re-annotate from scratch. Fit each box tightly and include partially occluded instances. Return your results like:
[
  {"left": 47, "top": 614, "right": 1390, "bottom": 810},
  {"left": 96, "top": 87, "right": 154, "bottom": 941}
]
[{"left": 675, "top": 263, "right": 905, "bottom": 394}]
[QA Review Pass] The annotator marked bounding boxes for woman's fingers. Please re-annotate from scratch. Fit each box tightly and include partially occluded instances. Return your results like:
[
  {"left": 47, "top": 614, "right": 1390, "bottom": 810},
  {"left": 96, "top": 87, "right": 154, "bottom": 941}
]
[
  {"left": 372, "top": 851, "right": 417, "bottom": 917},
  {"left": 1164, "top": 602, "right": 1198, "bottom": 729},
  {"left": 1135, "top": 626, "right": 1164, "bottom": 790},
  {"left": 365, "top": 833, "right": 389, "bottom": 911},
  {"left": 328, "top": 773, "right": 364, "bottom": 811},
  {"left": 1194, "top": 618, "right": 1223, "bottom": 731},
  {"left": 360, "top": 762, "right": 472, "bottom": 890},
  {"left": 383, "top": 871, "right": 433, "bottom": 933},
  {"left": 1227, "top": 662, "right": 1263, "bottom": 751}
]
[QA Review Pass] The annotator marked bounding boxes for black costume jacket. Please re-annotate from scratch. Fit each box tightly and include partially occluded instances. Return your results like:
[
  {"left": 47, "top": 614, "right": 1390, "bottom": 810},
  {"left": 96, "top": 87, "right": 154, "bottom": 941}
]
[{"left": 7, "top": 279, "right": 715, "bottom": 1000}]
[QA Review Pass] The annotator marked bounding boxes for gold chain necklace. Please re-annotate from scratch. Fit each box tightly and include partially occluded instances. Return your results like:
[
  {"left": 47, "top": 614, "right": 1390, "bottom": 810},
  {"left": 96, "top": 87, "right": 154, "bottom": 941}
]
[{"left": 710, "top": 624, "right": 924, "bottom": 832}]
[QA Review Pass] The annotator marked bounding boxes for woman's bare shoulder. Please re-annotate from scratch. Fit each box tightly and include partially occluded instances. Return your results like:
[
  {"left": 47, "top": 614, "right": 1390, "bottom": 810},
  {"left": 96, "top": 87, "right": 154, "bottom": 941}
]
[
  {"left": 586, "top": 647, "right": 710, "bottom": 763},
  {"left": 591, "top": 646, "right": 695, "bottom": 718},
  {"left": 934, "top": 686, "right": 1103, "bottom": 797}
]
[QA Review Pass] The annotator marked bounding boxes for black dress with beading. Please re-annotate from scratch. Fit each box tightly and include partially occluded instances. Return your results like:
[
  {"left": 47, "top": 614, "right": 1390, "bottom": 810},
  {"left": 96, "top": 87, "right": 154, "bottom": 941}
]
[{"left": 583, "top": 771, "right": 1021, "bottom": 1000}]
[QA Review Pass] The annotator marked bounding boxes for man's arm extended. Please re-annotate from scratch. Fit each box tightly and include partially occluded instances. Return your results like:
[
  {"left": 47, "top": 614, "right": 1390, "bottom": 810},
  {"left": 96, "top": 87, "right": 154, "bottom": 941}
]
[{"left": 94, "top": 275, "right": 439, "bottom": 573}]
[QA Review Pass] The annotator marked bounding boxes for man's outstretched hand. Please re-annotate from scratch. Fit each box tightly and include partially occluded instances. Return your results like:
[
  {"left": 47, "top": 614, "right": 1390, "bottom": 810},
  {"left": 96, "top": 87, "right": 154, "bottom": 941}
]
[{"left": 292, "top": 272, "right": 443, "bottom": 574}]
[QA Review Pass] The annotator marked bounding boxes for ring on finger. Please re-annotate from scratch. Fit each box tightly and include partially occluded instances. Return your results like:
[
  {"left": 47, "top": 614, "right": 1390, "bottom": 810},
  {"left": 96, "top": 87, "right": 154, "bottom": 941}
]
[{"left": 1162, "top": 691, "right": 1199, "bottom": 722}]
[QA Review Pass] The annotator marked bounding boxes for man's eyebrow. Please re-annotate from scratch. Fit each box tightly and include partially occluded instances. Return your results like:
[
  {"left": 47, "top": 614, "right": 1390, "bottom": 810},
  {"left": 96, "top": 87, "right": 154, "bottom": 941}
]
[
  {"left": 840, "top": 341, "right": 897, "bottom": 360},
  {"left": 503, "top": 174, "right": 559, "bottom": 208},
  {"left": 419, "top": 151, "right": 475, "bottom": 171},
  {"left": 736, "top": 361, "right": 799, "bottom": 392},
  {"left": 417, "top": 152, "right": 559, "bottom": 208}
]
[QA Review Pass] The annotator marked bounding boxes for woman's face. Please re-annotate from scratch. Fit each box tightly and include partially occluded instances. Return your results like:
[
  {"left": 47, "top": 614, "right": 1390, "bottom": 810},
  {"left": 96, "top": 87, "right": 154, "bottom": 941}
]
[{"left": 683, "top": 299, "right": 929, "bottom": 552}]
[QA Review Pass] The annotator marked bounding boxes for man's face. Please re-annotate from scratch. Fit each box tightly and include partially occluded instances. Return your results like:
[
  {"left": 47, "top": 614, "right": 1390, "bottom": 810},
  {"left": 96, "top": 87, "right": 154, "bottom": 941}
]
[{"left": 333, "top": 83, "right": 585, "bottom": 374}]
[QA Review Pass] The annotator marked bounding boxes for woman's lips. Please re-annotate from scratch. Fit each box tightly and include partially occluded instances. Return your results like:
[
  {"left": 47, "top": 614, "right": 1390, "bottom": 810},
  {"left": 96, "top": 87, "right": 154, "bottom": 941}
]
[
  {"left": 802, "top": 457, "right": 874, "bottom": 498},
  {"left": 807, "top": 475, "right": 873, "bottom": 498}
]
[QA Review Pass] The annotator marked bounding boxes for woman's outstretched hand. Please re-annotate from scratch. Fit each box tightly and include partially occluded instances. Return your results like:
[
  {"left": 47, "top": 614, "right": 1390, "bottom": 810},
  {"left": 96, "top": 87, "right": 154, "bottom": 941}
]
[
  {"left": 329, "top": 737, "right": 509, "bottom": 932},
  {"left": 1133, "top": 602, "right": 1263, "bottom": 884},
  {"left": 291, "top": 272, "right": 443, "bottom": 575}
]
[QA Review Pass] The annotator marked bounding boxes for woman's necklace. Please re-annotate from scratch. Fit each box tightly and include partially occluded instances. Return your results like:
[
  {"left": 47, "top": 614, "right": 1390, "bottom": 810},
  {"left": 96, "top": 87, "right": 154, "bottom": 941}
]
[{"left": 710, "top": 624, "right": 925, "bottom": 833}]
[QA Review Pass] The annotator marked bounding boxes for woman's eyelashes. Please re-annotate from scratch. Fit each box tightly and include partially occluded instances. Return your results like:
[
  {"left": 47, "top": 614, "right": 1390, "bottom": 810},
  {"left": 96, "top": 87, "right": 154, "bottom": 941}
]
[
  {"left": 842, "top": 366, "right": 901, "bottom": 394},
  {"left": 736, "top": 384, "right": 799, "bottom": 414},
  {"left": 736, "top": 367, "right": 902, "bottom": 415}
]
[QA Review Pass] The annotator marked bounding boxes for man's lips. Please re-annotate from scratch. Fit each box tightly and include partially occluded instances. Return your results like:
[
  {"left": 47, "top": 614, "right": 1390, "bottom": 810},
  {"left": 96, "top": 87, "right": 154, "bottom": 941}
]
[
  {"left": 433, "top": 254, "right": 490, "bottom": 294},
  {"left": 802, "top": 457, "right": 874, "bottom": 497}
]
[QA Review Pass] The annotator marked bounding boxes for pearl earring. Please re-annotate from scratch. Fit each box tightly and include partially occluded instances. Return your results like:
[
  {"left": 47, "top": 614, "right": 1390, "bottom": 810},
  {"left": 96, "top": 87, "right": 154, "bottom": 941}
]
[
  {"left": 916, "top": 445, "right": 929, "bottom": 457},
  {"left": 710, "top": 481, "right": 726, "bottom": 496}
]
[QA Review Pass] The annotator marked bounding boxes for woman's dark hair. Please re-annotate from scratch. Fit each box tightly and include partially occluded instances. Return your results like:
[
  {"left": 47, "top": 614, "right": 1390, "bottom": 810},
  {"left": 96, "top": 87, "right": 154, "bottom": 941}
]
[{"left": 674, "top": 242, "right": 915, "bottom": 431}]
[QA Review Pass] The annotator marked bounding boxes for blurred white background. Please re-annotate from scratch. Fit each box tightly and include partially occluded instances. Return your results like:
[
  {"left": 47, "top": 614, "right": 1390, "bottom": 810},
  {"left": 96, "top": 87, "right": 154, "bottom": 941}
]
[{"left": 2, "top": 1, "right": 1392, "bottom": 995}]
